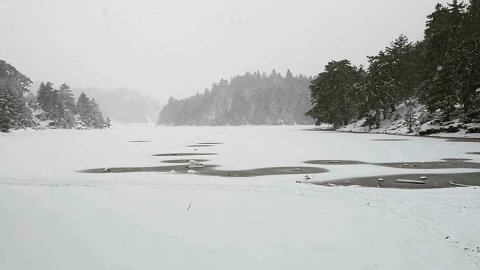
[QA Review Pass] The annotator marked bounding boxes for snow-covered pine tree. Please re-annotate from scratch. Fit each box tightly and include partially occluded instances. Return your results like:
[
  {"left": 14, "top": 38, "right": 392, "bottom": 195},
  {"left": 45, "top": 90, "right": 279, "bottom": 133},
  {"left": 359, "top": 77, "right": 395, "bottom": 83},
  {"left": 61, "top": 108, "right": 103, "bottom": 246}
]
[{"left": 0, "top": 60, "right": 34, "bottom": 132}]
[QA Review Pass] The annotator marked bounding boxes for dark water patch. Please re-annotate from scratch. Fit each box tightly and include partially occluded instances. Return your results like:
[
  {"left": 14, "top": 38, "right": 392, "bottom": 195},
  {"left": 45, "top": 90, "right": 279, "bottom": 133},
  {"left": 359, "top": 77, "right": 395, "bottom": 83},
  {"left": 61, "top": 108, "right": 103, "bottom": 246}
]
[
  {"left": 312, "top": 172, "right": 480, "bottom": 189},
  {"left": 442, "top": 137, "right": 480, "bottom": 143},
  {"left": 441, "top": 158, "right": 472, "bottom": 162},
  {"left": 199, "top": 167, "right": 328, "bottom": 177},
  {"left": 153, "top": 153, "right": 218, "bottom": 157},
  {"left": 81, "top": 165, "right": 327, "bottom": 177},
  {"left": 304, "top": 128, "right": 480, "bottom": 142},
  {"left": 302, "top": 128, "right": 336, "bottom": 132},
  {"left": 197, "top": 142, "right": 223, "bottom": 145},
  {"left": 128, "top": 140, "right": 150, "bottom": 143},
  {"left": 161, "top": 159, "right": 209, "bottom": 164},
  {"left": 371, "top": 139, "right": 408, "bottom": 142},
  {"left": 305, "top": 160, "right": 367, "bottom": 165},
  {"left": 81, "top": 165, "right": 218, "bottom": 174},
  {"left": 376, "top": 161, "right": 480, "bottom": 170},
  {"left": 186, "top": 145, "right": 215, "bottom": 148},
  {"left": 467, "top": 152, "right": 480, "bottom": 155}
]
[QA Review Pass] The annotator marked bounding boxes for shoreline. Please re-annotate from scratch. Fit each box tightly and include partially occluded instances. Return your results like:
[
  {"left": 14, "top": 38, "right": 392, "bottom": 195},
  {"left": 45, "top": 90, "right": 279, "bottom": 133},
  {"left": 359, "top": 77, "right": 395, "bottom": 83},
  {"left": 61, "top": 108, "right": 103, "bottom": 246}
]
[
  {"left": 312, "top": 172, "right": 480, "bottom": 189},
  {"left": 304, "top": 127, "right": 480, "bottom": 142}
]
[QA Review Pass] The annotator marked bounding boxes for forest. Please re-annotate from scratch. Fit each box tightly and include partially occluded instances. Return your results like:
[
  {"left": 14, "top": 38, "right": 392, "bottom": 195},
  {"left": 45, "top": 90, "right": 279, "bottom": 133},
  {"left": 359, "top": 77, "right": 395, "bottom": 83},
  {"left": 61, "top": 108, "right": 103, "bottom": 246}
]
[
  {"left": 307, "top": 0, "right": 480, "bottom": 132},
  {"left": 0, "top": 60, "right": 108, "bottom": 132},
  {"left": 158, "top": 70, "right": 313, "bottom": 125}
]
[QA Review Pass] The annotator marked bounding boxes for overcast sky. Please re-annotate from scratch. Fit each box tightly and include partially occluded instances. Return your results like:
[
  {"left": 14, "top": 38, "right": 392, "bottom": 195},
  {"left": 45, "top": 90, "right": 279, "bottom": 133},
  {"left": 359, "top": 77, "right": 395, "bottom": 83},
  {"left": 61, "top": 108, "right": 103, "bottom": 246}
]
[{"left": 1, "top": 0, "right": 448, "bottom": 102}]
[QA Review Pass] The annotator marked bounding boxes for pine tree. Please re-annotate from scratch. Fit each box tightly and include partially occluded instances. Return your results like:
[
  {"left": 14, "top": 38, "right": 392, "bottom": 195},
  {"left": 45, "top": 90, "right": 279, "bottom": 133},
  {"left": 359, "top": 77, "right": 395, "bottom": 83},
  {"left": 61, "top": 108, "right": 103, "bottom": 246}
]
[
  {"left": 75, "top": 92, "right": 106, "bottom": 128},
  {"left": 90, "top": 98, "right": 105, "bottom": 128},
  {"left": 58, "top": 83, "right": 76, "bottom": 127},
  {"left": 76, "top": 92, "right": 92, "bottom": 126},
  {"left": 363, "top": 35, "right": 420, "bottom": 120},
  {"left": 443, "top": 33, "right": 480, "bottom": 114},
  {"left": 306, "top": 60, "right": 363, "bottom": 127},
  {"left": 58, "top": 83, "right": 76, "bottom": 112},
  {"left": 37, "top": 82, "right": 55, "bottom": 114},
  {"left": 37, "top": 82, "right": 65, "bottom": 124},
  {"left": 0, "top": 86, "right": 16, "bottom": 132},
  {"left": 466, "top": 0, "right": 480, "bottom": 36},
  {"left": 105, "top": 117, "right": 111, "bottom": 128},
  {"left": 420, "top": 1, "right": 467, "bottom": 113},
  {"left": 0, "top": 60, "right": 33, "bottom": 131}
]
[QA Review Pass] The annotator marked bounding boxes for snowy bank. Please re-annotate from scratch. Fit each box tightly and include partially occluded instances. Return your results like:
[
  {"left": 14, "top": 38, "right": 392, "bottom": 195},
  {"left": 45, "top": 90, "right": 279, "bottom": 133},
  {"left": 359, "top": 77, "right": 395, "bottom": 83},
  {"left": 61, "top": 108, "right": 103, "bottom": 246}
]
[{"left": 338, "top": 100, "right": 480, "bottom": 139}]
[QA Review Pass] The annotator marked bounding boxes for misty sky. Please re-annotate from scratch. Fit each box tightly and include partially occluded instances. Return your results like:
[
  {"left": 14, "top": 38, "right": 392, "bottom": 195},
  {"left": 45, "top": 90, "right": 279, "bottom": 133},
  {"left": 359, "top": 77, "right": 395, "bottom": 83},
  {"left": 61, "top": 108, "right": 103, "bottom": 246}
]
[{"left": 1, "top": 0, "right": 448, "bottom": 102}]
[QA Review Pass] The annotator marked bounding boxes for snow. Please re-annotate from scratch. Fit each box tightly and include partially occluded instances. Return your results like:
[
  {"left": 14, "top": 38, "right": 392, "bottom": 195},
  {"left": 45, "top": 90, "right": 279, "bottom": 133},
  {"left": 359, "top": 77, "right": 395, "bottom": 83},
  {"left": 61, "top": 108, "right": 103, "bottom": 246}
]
[
  {"left": 1, "top": 124, "right": 480, "bottom": 270},
  {"left": 186, "top": 160, "right": 204, "bottom": 168},
  {"left": 339, "top": 100, "right": 480, "bottom": 138}
]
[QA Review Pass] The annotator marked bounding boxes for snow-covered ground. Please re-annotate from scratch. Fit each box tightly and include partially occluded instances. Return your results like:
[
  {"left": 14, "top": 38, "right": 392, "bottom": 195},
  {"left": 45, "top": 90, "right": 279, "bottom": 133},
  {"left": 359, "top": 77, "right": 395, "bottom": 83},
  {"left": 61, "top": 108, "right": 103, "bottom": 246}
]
[
  {"left": 339, "top": 101, "right": 480, "bottom": 138},
  {"left": 1, "top": 125, "right": 480, "bottom": 270}
]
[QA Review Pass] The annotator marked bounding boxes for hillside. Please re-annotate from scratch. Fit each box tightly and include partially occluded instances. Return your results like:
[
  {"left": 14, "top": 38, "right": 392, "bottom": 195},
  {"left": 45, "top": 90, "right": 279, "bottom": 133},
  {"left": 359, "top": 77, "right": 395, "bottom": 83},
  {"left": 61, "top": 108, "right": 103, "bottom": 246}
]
[
  {"left": 338, "top": 99, "right": 480, "bottom": 137},
  {"left": 307, "top": 2, "right": 480, "bottom": 137},
  {"left": 1, "top": 59, "right": 108, "bottom": 132},
  {"left": 158, "top": 70, "right": 313, "bottom": 125},
  {"left": 72, "top": 88, "right": 162, "bottom": 124}
]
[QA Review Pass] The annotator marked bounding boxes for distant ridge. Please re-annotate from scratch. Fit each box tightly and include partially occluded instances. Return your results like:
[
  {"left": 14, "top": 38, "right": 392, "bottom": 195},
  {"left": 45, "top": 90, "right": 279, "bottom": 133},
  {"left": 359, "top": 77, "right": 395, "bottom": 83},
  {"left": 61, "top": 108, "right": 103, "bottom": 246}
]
[{"left": 158, "top": 70, "right": 313, "bottom": 126}]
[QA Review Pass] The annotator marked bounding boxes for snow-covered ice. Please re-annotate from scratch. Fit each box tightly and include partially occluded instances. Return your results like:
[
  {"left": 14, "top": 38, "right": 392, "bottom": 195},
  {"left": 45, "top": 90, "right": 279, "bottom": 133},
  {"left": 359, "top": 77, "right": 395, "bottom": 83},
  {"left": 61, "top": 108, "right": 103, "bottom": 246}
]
[{"left": 1, "top": 125, "right": 480, "bottom": 270}]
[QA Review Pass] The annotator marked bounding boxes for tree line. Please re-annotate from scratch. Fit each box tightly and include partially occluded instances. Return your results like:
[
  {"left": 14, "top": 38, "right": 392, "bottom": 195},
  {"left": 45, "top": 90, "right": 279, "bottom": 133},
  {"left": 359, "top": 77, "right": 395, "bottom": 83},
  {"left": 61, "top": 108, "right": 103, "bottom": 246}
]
[
  {"left": 307, "top": 0, "right": 480, "bottom": 129},
  {"left": 0, "top": 60, "right": 109, "bottom": 132},
  {"left": 158, "top": 70, "right": 313, "bottom": 125}
]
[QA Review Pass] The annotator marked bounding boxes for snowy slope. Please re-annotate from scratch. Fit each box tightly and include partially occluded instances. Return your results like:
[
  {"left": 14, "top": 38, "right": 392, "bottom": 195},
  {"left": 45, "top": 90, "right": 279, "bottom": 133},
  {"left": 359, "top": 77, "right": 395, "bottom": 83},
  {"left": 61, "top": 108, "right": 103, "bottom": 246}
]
[
  {"left": 339, "top": 100, "right": 480, "bottom": 138},
  {"left": 1, "top": 125, "right": 480, "bottom": 270}
]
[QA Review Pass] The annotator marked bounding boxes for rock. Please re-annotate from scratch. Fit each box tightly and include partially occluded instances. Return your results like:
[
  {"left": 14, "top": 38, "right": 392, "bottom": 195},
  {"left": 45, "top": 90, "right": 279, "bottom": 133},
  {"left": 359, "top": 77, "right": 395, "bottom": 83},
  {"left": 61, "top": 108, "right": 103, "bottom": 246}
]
[
  {"left": 104, "top": 168, "right": 111, "bottom": 173},
  {"left": 304, "top": 175, "right": 311, "bottom": 180},
  {"left": 395, "top": 179, "right": 426, "bottom": 184},
  {"left": 419, "top": 176, "right": 428, "bottom": 180},
  {"left": 186, "top": 160, "right": 204, "bottom": 168},
  {"left": 378, "top": 178, "right": 385, "bottom": 182}
]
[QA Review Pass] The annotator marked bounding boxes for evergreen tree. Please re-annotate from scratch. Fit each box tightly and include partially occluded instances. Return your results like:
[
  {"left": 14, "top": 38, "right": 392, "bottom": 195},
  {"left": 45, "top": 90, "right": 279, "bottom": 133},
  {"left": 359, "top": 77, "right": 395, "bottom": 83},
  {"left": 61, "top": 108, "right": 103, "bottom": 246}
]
[
  {"left": 0, "top": 85, "right": 16, "bottom": 132},
  {"left": 58, "top": 83, "right": 76, "bottom": 112},
  {"left": 76, "top": 92, "right": 106, "bottom": 128},
  {"left": 77, "top": 92, "right": 92, "bottom": 126},
  {"left": 306, "top": 60, "right": 363, "bottom": 127},
  {"left": 105, "top": 117, "right": 111, "bottom": 128},
  {"left": 443, "top": 32, "right": 480, "bottom": 113},
  {"left": 37, "top": 82, "right": 65, "bottom": 124},
  {"left": 58, "top": 83, "right": 76, "bottom": 126},
  {"left": 90, "top": 98, "right": 105, "bottom": 128},
  {"left": 420, "top": 1, "right": 467, "bottom": 113},
  {"left": 0, "top": 60, "right": 33, "bottom": 131},
  {"left": 363, "top": 35, "right": 420, "bottom": 120},
  {"left": 466, "top": 0, "right": 480, "bottom": 36}
]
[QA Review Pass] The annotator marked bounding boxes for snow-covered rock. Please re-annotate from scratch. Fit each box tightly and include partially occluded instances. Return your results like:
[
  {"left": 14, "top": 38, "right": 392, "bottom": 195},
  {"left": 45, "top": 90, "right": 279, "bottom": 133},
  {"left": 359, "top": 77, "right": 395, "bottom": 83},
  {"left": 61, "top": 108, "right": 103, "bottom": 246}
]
[
  {"left": 186, "top": 160, "right": 204, "bottom": 168},
  {"left": 338, "top": 100, "right": 480, "bottom": 138}
]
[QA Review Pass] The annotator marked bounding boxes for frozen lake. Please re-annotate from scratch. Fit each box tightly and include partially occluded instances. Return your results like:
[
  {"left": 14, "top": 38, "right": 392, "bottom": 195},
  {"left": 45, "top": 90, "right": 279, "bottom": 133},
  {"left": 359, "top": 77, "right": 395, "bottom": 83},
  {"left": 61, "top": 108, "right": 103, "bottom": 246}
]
[{"left": 1, "top": 125, "right": 480, "bottom": 269}]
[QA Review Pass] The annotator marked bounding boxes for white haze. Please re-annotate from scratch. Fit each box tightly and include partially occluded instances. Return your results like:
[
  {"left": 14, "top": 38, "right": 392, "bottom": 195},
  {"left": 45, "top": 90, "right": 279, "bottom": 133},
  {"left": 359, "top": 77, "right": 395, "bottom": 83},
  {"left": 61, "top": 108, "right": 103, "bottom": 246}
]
[{"left": 1, "top": 0, "right": 448, "bottom": 103}]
